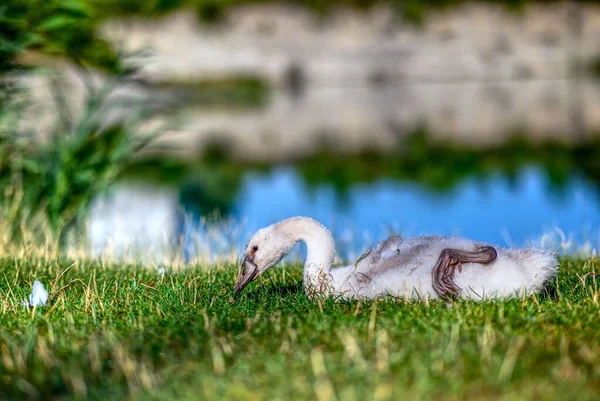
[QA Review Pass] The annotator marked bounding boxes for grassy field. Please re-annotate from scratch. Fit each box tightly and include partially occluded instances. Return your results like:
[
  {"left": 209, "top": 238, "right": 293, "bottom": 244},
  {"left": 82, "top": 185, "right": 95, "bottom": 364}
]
[{"left": 1, "top": 256, "right": 600, "bottom": 400}]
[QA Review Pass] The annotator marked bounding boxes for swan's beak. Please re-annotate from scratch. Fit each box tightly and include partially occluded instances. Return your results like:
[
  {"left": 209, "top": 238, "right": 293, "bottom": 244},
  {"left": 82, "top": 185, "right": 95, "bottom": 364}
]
[{"left": 233, "top": 256, "right": 259, "bottom": 296}]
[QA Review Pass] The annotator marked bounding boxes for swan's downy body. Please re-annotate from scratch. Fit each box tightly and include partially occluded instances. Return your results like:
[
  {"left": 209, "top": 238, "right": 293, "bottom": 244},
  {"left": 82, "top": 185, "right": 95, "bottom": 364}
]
[{"left": 234, "top": 217, "right": 559, "bottom": 300}]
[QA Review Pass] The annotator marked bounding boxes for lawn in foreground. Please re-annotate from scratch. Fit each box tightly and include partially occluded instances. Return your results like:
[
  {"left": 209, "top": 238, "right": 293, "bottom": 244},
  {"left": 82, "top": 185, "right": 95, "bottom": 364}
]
[{"left": 0, "top": 257, "right": 599, "bottom": 400}]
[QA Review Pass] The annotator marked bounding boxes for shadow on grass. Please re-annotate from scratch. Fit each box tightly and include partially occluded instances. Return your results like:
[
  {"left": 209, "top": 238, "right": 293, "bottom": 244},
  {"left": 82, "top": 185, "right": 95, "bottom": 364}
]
[
  {"left": 537, "top": 282, "right": 559, "bottom": 302},
  {"left": 235, "top": 277, "right": 304, "bottom": 303},
  {"left": 257, "top": 281, "right": 304, "bottom": 298}
]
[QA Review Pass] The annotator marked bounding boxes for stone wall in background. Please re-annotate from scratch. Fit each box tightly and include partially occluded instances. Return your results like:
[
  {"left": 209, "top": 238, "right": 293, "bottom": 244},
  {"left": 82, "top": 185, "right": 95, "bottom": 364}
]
[{"left": 101, "top": 3, "right": 600, "bottom": 86}]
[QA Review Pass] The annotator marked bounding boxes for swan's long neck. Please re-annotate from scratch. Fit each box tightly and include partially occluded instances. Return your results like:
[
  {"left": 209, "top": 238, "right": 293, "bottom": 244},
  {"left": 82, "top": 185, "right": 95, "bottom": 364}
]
[{"left": 276, "top": 217, "right": 336, "bottom": 295}]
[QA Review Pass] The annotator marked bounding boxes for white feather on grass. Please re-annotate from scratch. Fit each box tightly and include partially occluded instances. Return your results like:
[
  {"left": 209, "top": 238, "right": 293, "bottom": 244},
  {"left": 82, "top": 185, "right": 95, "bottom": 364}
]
[{"left": 22, "top": 280, "right": 48, "bottom": 308}]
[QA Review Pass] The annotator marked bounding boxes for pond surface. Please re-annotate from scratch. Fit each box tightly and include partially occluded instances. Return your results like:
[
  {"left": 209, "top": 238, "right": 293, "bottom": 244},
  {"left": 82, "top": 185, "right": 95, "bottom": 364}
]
[
  {"left": 83, "top": 74, "right": 600, "bottom": 263},
  {"left": 89, "top": 164, "right": 600, "bottom": 263},
  {"left": 236, "top": 166, "right": 598, "bottom": 245}
]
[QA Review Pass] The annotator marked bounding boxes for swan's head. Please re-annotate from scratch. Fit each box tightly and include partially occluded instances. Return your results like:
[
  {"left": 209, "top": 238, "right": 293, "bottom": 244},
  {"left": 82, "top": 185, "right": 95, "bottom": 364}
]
[{"left": 233, "top": 223, "right": 296, "bottom": 295}]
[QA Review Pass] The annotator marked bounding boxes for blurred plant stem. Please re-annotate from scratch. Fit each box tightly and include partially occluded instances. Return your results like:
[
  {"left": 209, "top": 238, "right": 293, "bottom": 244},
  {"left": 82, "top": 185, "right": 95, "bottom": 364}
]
[{"left": 0, "top": 62, "right": 161, "bottom": 247}]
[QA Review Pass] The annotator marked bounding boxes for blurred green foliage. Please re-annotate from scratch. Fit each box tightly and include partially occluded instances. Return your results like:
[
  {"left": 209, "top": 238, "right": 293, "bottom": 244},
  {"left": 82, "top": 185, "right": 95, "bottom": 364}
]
[
  {"left": 591, "top": 56, "right": 600, "bottom": 77},
  {"left": 296, "top": 130, "right": 600, "bottom": 195},
  {"left": 0, "top": 0, "right": 119, "bottom": 73},
  {"left": 0, "top": 69, "right": 159, "bottom": 243},
  {"left": 89, "top": 0, "right": 597, "bottom": 25},
  {"left": 156, "top": 76, "right": 270, "bottom": 110}
]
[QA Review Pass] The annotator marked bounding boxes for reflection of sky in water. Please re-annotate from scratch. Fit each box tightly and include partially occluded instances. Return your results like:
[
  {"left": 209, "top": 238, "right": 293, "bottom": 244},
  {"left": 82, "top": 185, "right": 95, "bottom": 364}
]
[
  {"left": 230, "top": 166, "right": 599, "bottom": 249},
  {"left": 112, "top": 165, "right": 600, "bottom": 263}
]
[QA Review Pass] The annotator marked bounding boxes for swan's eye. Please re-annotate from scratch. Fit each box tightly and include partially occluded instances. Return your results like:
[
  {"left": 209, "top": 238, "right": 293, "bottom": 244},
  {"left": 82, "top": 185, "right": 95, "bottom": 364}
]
[{"left": 252, "top": 245, "right": 259, "bottom": 252}]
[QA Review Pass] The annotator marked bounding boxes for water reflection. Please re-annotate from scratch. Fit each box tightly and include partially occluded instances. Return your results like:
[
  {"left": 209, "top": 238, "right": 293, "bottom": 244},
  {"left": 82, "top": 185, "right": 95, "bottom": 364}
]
[
  {"left": 89, "top": 165, "right": 600, "bottom": 263},
  {"left": 147, "top": 79, "right": 600, "bottom": 162},
  {"left": 207, "top": 166, "right": 600, "bottom": 249}
]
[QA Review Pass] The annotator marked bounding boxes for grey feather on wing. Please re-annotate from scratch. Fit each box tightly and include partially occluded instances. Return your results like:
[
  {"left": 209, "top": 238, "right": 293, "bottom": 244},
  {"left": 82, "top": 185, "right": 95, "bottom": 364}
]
[{"left": 353, "top": 234, "right": 403, "bottom": 270}]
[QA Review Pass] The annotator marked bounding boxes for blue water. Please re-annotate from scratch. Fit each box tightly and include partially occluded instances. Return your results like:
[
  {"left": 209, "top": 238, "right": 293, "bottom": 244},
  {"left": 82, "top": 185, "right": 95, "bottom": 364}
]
[
  {"left": 230, "top": 166, "right": 599, "bottom": 247},
  {"left": 173, "top": 165, "right": 600, "bottom": 261}
]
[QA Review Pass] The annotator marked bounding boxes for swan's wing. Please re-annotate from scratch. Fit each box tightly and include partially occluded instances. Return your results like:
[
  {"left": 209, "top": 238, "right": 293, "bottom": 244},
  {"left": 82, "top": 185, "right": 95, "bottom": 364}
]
[
  {"left": 354, "top": 234, "right": 401, "bottom": 264},
  {"left": 353, "top": 235, "right": 412, "bottom": 279}
]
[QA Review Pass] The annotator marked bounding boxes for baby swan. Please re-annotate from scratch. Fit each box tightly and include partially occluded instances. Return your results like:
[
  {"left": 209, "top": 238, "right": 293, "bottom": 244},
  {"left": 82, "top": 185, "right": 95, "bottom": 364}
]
[{"left": 233, "top": 217, "right": 559, "bottom": 300}]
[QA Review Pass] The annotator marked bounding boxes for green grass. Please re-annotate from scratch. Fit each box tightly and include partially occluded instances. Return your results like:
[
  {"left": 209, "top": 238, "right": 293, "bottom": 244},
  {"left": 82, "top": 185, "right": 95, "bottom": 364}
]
[{"left": 1, "top": 256, "right": 600, "bottom": 400}]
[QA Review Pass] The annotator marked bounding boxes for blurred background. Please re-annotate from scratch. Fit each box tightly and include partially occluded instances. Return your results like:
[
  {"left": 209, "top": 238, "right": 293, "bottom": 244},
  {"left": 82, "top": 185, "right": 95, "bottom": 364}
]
[{"left": 1, "top": 0, "right": 600, "bottom": 264}]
